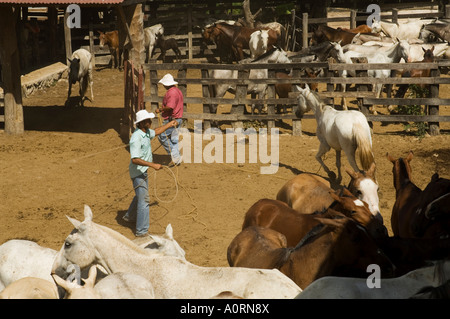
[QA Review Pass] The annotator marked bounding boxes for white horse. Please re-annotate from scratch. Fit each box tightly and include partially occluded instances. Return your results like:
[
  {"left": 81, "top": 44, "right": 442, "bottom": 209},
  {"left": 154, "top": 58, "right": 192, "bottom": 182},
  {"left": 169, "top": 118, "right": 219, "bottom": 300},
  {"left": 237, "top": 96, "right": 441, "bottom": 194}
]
[
  {"left": 67, "top": 48, "right": 93, "bottom": 106},
  {"left": 209, "top": 46, "right": 292, "bottom": 114},
  {"left": 144, "top": 24, "right": 164, "bottom": 62},
  {"left": 371, "top": 19, "right": 431, "bottom": 41},
  {"left": 329, "top": 40, "right": 410, "bottom": 108},
  {"left": 0, "top": 225, "right": 185, "bottom": 293},
  {"left": 297, "top": 84, "right": 375, "bottom": 182},
  {"left": 249, "top": 29, "right": 270, "bottom": 58},
  {"left": 53, "top": 265, "right": 155, "bottom": 299},
  {"left": 51, "top": 205, "right": 302, "bottom": 299},
  {"left": 297, "top": 260, "right": 450, "bottom": 299}
]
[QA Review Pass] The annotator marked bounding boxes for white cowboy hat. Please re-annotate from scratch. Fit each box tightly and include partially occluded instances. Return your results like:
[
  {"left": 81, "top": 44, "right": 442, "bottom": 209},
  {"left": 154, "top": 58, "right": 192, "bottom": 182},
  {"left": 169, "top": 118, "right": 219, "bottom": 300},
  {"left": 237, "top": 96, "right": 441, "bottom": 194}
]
[
  {"left": 158, "top": 73, "right": 178, "bottom": 86},
  {"left": 134, "top": 109, "right": 155, "bottom": 125}
]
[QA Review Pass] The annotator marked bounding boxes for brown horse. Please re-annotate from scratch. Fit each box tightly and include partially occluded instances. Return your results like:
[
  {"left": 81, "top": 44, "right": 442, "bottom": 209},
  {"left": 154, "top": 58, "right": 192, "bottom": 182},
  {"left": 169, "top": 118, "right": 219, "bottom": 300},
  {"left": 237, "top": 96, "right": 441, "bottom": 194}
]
[
  {"left": 228, "top": 218, "right": 395, "bottom": 289},
  {"left": 411, "top": 173, "right": 450, "bottom": 239},
  {"left": 243, "top": 188, "right": 387, "bottom": 247},
  {"left": 98, "top": 30, "right": 122, "bottom": 69},
  {"left": 276, "top": 163, "right": 381, "bottom": 220},
  {"left": 395, "top": 47, "right": 435, "bottom": 99},
  {"left": 212, "top": 22, "right": 279, "bottom": 61},
  {"left": 377, "top": 236, "right": 450, "bottom": 276},
  {"left": 202, "top": 23, "right": 235, "bottom": 63},
  {"left": 310, "top": 25, "right": 358, "bottom": 46},
  {"left": 387, "top": 151, "right": 422, "bottom": 238},
  {"left": 274, "top": 68, "right": 320, "bottom": 114},
  {"left": 340, "top": 24, "right": 373, "bottom": 34}
]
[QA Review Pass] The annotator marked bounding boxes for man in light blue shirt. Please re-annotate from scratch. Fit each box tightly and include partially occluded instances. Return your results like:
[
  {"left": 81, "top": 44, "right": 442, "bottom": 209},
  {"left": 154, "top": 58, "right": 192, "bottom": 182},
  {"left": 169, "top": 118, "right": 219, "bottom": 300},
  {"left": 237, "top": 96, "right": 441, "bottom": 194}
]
[{"left": 124, "top": 109, "right": 178, "bottom": 237}]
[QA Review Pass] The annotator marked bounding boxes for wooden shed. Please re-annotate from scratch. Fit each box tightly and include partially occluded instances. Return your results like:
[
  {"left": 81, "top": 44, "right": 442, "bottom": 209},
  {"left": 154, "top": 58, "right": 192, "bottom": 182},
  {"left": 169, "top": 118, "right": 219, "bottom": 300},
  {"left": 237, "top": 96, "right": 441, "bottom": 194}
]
[{"left": 0, "top": 0, "right": 146, "bottom": 135}]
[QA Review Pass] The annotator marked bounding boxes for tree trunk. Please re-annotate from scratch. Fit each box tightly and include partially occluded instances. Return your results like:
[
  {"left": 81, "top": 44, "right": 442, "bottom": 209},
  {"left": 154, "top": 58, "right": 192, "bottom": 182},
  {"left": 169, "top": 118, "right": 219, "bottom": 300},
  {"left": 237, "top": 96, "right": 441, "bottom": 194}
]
[
  {"left": 242, "top": 0, "right": 261, "bottom": 28},
  {"left": 0, "top": 6, "right": 24, "bottom": 135}
]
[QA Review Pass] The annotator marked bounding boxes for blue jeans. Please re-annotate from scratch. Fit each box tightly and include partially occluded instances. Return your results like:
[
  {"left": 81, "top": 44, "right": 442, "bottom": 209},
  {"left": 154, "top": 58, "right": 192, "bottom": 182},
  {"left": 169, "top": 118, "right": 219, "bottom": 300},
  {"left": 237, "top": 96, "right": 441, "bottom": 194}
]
[
  {"left": 158, "top": 118, "right": 183, "bottom": 164},
  {"left": 125, "top": 172, "right": 149, "bottom": 236}
]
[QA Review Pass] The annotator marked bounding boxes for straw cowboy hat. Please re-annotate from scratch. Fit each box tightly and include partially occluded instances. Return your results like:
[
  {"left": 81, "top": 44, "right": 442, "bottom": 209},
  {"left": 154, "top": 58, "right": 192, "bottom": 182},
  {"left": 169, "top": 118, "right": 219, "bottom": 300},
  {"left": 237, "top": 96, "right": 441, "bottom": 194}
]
[
  {"left": 134, "top": 109, "right": 155, "bottom": 125},
  {"left": 158, "top": 73, "right": 178, "bottom": 86}
]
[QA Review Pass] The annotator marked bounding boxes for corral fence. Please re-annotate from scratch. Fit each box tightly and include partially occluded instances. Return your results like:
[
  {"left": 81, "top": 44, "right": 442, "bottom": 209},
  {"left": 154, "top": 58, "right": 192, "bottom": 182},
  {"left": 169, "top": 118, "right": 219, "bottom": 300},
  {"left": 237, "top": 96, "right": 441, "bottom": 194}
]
[
  {"left": 121, "top": 59, "right": 450, "bottom": 139},
  {"left": 291, "top": 4, "right": 450, "bottom": 51}
]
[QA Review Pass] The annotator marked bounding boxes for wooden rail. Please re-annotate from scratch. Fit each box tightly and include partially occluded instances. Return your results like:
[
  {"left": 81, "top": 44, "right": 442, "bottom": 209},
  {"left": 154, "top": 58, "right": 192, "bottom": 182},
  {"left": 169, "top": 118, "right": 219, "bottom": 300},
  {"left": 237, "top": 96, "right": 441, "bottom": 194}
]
[{"left": 137, "top": 59, "right": 450, "bottom": 136}]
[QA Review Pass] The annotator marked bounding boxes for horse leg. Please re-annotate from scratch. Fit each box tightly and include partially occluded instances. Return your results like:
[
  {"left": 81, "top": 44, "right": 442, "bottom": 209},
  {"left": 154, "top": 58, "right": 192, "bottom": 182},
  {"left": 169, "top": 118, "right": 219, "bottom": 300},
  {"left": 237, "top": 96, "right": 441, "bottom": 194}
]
[
  {"left": 316, "top": 141, "right": 336, "bottom": 180},
  {"left": 335, "top": 150, "right": 342, "bottom": 183}
]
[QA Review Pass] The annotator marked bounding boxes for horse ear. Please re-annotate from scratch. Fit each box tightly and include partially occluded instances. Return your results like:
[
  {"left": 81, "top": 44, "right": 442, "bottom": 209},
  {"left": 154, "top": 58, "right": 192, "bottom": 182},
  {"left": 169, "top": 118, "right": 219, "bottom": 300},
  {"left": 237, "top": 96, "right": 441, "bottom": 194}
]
[
  {"left": 406, "top": 150, "right": 414, "bottom": 162},
  {"left": 165, "top": 224, "right": 174, "bottom": 239},
  {"left": 345, "top": 167, "right": 359, "bottom": 180},
  {"left": 422, "top": 47, "right": 427, "bottom": 53},
  {"left": 52, "top": 273, "right": 75, "bottom": 293},
  {"left": 329, "top": 189, "right": 341, "bottom": 202},
  {"left": 84, "top": 205, "right": 93, "bottom": 222},
  {"left": 367, "top": 162, "right": 376, "bottom": 177},
  {"left": 304, "top": 83, "right": 310, "bottom": 91},
  {"left": 82, "top": 266, "right": 97, "bottom": 288},
  {"left": 386, "top": 152, "right": 396, "bottom": 163},
  {"left": 66, "top": 215, "right": 82, "bottom": 229},
  {"left": 431, "top": 172, "right": 439, "bottom": 182}
]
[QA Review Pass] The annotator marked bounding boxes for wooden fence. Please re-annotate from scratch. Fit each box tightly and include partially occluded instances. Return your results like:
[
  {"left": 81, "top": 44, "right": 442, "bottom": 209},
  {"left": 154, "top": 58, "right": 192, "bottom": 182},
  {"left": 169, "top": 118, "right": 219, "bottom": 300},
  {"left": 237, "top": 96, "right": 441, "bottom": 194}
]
[
  {"left": 128, "top": 60, "right": 450, "bottom": 138},
  {"left": 291, "top": 5, "right": 450, "bottom": 51}
]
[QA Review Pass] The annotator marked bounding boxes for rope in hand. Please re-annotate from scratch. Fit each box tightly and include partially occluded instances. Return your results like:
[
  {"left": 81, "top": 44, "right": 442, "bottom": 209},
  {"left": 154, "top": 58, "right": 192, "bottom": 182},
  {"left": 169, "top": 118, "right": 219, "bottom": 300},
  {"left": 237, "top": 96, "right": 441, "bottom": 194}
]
[{"left": 154, "top": 112, "right": 206, "bottom": 229}]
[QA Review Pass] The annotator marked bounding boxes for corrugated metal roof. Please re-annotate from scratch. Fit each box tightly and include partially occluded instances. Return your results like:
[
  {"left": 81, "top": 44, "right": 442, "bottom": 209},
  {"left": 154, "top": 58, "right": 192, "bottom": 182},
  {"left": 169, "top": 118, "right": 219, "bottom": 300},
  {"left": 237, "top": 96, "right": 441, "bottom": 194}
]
[{"left": 0, "top": 0, "right": 124, "bottom": 4}]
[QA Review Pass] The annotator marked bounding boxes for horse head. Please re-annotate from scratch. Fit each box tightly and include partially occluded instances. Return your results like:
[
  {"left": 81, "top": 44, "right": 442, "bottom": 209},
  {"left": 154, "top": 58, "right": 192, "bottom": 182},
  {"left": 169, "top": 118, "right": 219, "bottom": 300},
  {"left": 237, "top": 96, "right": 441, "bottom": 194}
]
[
  {"left": 329, "top": 188, "right": 387, "bottom": 240},
  {"left": 346, "top": 163, "right": 382, "bottom": 222},
  {"left": 68, "top": 57, "right": 81, "bottom": 84},
  {"left": 387, "top": 151, "right": 414, "bottom": 192}
]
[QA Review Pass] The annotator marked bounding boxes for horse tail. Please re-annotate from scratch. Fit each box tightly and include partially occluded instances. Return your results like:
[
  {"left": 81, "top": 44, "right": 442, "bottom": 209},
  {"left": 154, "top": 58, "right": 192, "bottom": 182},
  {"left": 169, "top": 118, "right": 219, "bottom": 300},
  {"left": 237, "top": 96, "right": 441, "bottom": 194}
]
[{"left": 353, "top": 123, "right": 375, "bottom": 171}]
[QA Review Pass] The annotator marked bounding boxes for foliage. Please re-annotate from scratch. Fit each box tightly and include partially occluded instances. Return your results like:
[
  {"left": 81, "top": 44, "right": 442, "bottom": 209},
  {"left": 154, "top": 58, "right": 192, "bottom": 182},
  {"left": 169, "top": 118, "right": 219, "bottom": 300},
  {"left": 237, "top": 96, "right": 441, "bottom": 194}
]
[{"left": 395, "top": 84, "right": 429, "bottom": 139}]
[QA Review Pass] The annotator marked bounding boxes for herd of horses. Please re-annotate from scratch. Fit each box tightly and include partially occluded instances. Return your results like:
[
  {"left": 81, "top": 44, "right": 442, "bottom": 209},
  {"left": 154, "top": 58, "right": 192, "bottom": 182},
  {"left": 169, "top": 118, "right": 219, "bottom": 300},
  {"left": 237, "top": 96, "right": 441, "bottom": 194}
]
[{"left": 227, "top": 149, "right": 450, "bottom": 294}]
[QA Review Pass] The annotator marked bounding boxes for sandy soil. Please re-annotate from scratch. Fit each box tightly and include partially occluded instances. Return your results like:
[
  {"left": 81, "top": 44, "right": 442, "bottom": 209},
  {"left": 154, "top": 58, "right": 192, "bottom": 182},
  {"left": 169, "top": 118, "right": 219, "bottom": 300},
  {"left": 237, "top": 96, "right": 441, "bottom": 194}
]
[{"left": 1, "top": 66, "right": 449, "bottom": 268}]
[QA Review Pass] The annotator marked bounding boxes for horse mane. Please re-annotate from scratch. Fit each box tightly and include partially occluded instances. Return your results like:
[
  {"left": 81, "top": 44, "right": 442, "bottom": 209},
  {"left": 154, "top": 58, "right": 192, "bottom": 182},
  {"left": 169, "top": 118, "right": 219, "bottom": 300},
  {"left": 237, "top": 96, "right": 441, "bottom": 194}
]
[{"left": 93, "top": 221, "right": 158, "bottom": 256}]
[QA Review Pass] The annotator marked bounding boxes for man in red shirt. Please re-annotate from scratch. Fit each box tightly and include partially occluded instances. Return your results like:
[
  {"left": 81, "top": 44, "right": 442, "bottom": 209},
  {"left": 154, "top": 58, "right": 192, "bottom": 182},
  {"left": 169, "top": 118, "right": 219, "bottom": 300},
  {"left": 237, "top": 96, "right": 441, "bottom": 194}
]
[{"left": 155, "top": 73, "right": 184, "bottom": 165}]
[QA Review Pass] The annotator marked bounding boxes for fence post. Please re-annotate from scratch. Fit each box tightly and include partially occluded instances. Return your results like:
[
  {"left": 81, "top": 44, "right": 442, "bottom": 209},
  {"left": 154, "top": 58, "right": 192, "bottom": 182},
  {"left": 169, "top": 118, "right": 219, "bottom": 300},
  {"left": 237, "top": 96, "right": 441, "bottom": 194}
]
[
  {"left": 148, "top": 65, "right": 159, "bottom": 113},
  {"left": 350, "top": 10, "right": 357, "bottom": 29},
  {"left": 352, "top": 57, "right": 371, "bottom": 116},
  {"left": 429, "top": 67, "right": 440, "bottom": 136},
  {"left": 392, "top": 8, "right": 398, "bottom": 24},
  {"left": 290, "top": 9, "right": 296, "bottom": 51},
  {"left": 267, "top": 69, "right": 276, "bottom": 132},
  {"left": 201, "top": 65, "right": 211, "bottom": 131},
  {"left": 231, "top": 68, "right": 248, "bottom": 129},
  {"left": 446, "top": 5, "right": 450, "bottom": 18},
  {"left": 302, "top": 12, "right": 308, "bottom": 49},
  {"left": 291, "top": 65, "right": 302, "bottom": 136}
]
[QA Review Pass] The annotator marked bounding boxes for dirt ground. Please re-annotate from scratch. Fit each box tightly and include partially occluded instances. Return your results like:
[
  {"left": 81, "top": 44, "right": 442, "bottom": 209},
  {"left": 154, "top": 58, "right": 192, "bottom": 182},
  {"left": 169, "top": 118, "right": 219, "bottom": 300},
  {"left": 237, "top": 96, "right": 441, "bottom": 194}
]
[{"left": 1, "top": 66, "right": 449, "bottom": 268}]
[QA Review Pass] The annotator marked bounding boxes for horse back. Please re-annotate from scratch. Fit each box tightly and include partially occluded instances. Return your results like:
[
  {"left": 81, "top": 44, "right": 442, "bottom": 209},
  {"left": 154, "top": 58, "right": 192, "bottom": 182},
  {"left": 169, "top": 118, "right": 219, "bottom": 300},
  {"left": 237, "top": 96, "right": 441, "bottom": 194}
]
[{"left": 227, "top": 226, "right": 289, "bottom": 268}]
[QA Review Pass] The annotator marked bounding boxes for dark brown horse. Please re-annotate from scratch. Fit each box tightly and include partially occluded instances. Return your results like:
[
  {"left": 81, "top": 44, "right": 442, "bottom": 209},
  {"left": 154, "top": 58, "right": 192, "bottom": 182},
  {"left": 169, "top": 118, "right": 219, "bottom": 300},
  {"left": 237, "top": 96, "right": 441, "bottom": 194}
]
[
  {"left": 387, "top": 151, "right": 422, "bottom": 238},
  {"left": 411, "top": 173, "right": 450, "bottom": 239},
  {"left": 202, "top": 23, "right": 235, "bottom": 63},
  {"left": 228, "top": 218, "right": 395, "bottom": 289},
  {"left": 155, "top": 36, "right": 182, "bottom": 62},
  {"left": 98, "top": 30, "right": 122, "bottom": 69},
  {"left": 243, "top": 188, "right": 387, "bottom": 247}
]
